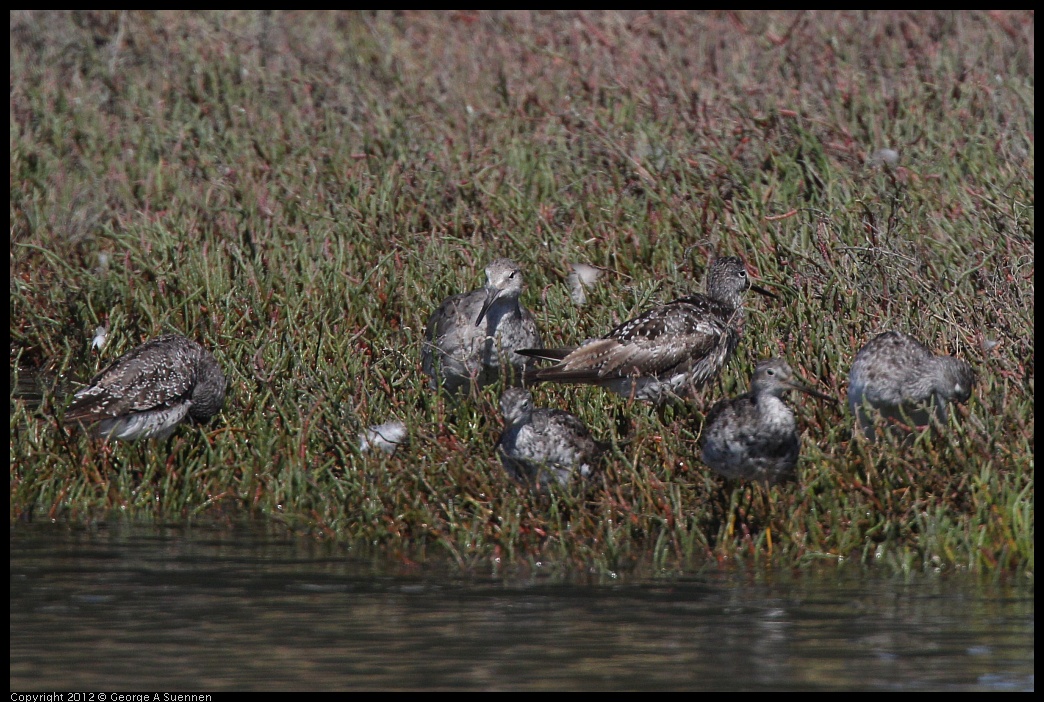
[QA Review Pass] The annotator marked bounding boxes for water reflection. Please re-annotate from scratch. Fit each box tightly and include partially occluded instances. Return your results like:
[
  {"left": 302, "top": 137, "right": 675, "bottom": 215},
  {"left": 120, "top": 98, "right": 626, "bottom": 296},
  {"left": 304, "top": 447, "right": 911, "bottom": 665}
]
[{"left": 10, "top": 523, "right": 1034, "bottom": 691}]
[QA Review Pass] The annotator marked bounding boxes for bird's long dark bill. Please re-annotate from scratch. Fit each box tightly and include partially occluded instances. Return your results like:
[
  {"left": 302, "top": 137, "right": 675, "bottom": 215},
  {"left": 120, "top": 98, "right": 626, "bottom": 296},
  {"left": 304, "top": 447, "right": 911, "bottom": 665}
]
[
  {"left": 751, "top": 283, "right": 777, "bottom": 300},
  {"left": 475, "top": 288, "right": 500, "bottom": 326},
  {"left": 789, "top": 381, "right": 836, "bottom": 403},
  {"left": 516, "top": 348, "right": 573, "bottom": 362}
]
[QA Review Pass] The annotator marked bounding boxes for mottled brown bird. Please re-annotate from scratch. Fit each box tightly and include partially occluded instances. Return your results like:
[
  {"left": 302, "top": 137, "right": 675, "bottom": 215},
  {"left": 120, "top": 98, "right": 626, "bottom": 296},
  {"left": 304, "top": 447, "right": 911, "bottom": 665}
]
[
  {"left": 519, "top": 256, "right": 773, "bottom": 404},
  {"left": 65, "top": 334, "right": 226, "bottom": 441}
]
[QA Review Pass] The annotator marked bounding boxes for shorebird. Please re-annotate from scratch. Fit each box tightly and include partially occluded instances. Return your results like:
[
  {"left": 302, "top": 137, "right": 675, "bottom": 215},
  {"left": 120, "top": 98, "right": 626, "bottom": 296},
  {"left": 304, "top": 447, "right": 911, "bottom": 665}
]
[
  {"left": 848, "top": 330, "right": 975, "bottom": 441},
  {"left": 64, "top": 333, "right": 227, "bottom": 441},
  {"left": 701, "top": 357, "right": 833, "bottom": 485},
  {"left": 496, "top": 387, "right": 608, "bottom": 490},
  {"left": 518, "top": 256, "right": 773, "bottom": 404},
  {"left": 422, "top": 258, "right": 542, "bottom": 395}
]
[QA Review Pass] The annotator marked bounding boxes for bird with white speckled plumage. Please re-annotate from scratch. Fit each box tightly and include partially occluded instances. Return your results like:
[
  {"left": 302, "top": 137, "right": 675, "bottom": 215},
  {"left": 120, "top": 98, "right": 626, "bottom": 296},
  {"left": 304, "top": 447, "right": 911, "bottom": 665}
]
[
  {"left": 519, "top": 256, "right": 774, "bottom": 405},
  {"left": 701, "top": 357, "right": 833, "bottom": 485},
  {"left": 496, "top": 387, "right": 608, "bottom": 491},
  {"left": 64, "top": 333, "right": 226, "bottom": 441},
  {"left": 848, "top": 330, "right": 975, "bottom": 441}
]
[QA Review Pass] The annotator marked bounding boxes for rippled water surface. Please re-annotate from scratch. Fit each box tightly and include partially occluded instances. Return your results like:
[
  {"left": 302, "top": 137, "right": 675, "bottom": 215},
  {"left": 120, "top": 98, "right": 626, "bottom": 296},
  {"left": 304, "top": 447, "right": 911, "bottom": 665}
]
[{"left": 10, "top": 523, "right": 1033, "bottom": 691}]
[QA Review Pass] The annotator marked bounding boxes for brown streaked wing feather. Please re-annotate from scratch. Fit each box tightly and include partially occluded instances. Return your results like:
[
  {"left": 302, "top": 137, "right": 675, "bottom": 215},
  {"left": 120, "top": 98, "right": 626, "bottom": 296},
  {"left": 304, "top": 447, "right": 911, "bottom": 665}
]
[
  {"left": 602, "top": 332, "right": 721, "bottom": 377},
  {"left": 608, "top": 297, "right": 725, "bottom": 341},
  {"left": 556, "top": 338, "right": 618, "bottom": 370},
  {"left": 535, "top": 331, "right": 718, "bottom": 382},
  {"left": 63, "top": 389, "right": 109, "bottom": 423}
]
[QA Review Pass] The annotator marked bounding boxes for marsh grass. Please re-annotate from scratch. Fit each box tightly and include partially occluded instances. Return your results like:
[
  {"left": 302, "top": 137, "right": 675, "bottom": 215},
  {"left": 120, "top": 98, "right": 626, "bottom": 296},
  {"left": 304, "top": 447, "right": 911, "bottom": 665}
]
[{"left": 10, "top": 11, "right": 1033, "bottom": 577}]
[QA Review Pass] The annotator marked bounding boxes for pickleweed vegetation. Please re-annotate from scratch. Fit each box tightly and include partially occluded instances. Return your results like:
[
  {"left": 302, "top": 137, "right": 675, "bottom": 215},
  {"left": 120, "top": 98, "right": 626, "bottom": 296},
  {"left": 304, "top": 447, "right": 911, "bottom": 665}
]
[{"left": 10, "top": 11, "right": 1033, "bottom": 578}]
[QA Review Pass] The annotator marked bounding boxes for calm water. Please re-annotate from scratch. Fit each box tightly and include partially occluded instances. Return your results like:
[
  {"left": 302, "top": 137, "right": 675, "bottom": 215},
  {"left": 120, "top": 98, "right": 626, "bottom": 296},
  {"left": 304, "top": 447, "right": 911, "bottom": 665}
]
[{"left": 10, "top": 522, "right": 1033, "bottom": 691}]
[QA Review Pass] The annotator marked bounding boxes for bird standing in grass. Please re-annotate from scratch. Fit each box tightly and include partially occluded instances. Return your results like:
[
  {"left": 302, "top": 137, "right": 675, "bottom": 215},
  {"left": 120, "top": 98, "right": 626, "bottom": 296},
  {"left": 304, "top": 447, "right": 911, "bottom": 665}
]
[
  {"left": 64, "top": 333, "right": 226, "bottom": 441},
  {"left": 701, "top": 357, "right": 833, "bottom": 485},
  {"left": 847, "top": 330, "right": 975, "bottom": 441},
  {"left": 496, "top": 387, "right": 608, "bottom": 490},
  {"left": 519, "top": 256, "right": 774, "bottom": 405},
  {"left": 422, "top": 258, "right": 542, "bottom": 395}
]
